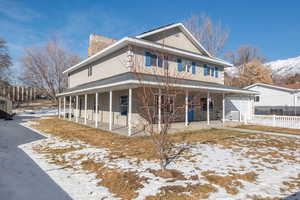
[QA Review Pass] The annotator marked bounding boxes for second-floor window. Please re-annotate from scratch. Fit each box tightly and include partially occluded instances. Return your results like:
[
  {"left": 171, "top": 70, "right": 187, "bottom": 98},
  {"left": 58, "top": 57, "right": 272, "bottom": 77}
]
[
  {"left": 204, "top": 65, "right": 219, "bottom": 78},
  {"left": 88, "top": 65, "right": 93, "bottom": 77},
  {"left": 177, "top": 58, "right": 196, "bottom": 74},
  {"left": 145, "top": 52, "right": 167, "bottom": 68}
]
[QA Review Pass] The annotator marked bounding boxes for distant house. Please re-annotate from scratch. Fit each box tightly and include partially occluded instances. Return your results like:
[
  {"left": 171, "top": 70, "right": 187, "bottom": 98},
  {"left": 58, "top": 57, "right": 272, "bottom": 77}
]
[
  {"left": 245, "top": 83, "right": 300, "bottom": 115},
  {"left": 57, "top": 23, "right": 256, "bottom": 135}
]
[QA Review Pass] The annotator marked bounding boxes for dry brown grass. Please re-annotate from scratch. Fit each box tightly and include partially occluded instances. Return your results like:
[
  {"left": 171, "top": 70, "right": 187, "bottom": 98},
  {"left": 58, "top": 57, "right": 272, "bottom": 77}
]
[
  {"left": 81, "top": 160, "right": 147, "bottom": 200},
  {"left": 145, "top": 183, "right": 217, "bottom": 200},
  {"left": 237, "top": 124, "right": 300, "bottom": 136},
  {"left": 148, "top": 169, "right": 186, "bottom": 181},
  {"left": 247, "top": 195, "right": 281, "bottom": 200},
  {"left": 33, "top": 145, "right": 82, "bottom": 154},
  {"left": 19, "top": 100, "right": 57, "bottom": 108},
  {"left": 282, "top": 173, "right": 300, "bottom": 191},
  {"left": 212, "top": 133, "right": 299, "bottom": 153},
  {"left": 30, "top": 118, "right": 251, "bottom": 161},
  {"left": 201, "top": 170, "right": 257, "bottom": 195}
]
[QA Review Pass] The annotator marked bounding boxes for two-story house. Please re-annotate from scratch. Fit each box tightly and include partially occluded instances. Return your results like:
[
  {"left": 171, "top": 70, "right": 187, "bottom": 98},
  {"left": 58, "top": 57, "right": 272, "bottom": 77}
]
[{"left": 57, "top": 23, "right": 256, "bottom": 135}]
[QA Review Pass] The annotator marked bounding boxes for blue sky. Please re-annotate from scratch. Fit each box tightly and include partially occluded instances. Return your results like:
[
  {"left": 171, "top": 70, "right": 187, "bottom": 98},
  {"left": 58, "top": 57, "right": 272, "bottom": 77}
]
[{"left": 1, "top": 0, "right": 300, "bottom": 77}]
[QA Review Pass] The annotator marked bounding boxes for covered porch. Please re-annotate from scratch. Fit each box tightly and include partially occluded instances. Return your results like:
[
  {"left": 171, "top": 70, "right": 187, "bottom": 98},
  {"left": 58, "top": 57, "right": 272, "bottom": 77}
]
[{"left": 57, "top": 73, "right": 255, "bottom": 136}]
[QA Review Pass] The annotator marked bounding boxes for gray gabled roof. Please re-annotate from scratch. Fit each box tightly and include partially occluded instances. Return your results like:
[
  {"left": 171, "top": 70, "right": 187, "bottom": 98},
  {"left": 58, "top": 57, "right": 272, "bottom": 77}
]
[{"left": 58, "top": 72, "right": 256, "bottom": 96}]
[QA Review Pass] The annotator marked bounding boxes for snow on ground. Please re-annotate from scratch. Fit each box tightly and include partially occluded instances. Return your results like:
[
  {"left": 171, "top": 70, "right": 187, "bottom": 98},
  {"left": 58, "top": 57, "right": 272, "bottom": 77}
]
[
  {"left": 20, "top": 121, "right": 300, "bottom": 200},
  {"left": 20, "top": 122, "right": 120, "bottom": 200},
  {"left": 16, "top": 107, "right": 57, "bottom": 117}
]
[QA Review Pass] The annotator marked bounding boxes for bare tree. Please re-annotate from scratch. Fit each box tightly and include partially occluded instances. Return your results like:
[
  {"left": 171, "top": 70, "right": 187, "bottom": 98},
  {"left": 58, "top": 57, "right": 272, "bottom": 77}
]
[
  {"left": 0, "top": 37, "right": 12, "bottom": 82},
  {"left": 225, "top": 59, "right": 273, "bottom": 88},
  {"left": 129, "top": 47, "right": 192, "bottom": 171},
  {"left": 184, "top": 13, "right": 229, "bottom": 56},
  {"left": 20, "top": 39, "right": 81, "bottom": 100},
  {"left": 226, "top": 45, "right": 266, "bottom": 67}
]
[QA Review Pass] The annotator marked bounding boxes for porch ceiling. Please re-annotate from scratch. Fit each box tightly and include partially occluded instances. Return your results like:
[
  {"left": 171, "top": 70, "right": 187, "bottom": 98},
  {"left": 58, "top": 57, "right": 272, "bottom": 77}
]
[{"left": 57, "top": 72, "right": 257, "bottom": 96}]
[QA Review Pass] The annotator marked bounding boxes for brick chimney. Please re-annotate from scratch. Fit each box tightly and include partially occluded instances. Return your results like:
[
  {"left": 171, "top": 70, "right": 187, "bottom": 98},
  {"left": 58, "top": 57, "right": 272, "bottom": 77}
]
[{"left": 88, "top": 34, "right": 117, "bottom": 56}]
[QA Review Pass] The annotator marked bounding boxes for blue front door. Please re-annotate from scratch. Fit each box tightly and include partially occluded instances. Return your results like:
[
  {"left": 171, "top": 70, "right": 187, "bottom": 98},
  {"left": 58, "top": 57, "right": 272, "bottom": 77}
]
[{"left": 188, "top": 96, "right": 194, "bottom": 121}]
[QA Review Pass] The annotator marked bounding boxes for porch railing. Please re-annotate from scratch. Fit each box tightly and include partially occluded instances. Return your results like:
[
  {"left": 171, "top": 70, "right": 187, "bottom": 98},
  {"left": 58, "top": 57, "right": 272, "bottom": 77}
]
[{"left": 249, "top": 114, "right": 300, "bottom": 129}]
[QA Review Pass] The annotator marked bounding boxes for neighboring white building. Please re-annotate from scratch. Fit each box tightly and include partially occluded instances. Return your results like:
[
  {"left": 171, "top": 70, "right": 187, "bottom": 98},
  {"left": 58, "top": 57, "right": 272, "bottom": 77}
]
[{"left": 245, "top": 83, "right": 300, "bottom": 115}]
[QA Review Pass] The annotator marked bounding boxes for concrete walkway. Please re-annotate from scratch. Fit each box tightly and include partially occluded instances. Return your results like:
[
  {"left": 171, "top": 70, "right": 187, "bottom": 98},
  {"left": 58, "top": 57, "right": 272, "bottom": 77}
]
[
  {"left": 0, "top": 116, "right": 72, "bottom": 200},
  {"left": 223, "top": 127, "right": 300, "bottom": 139}
]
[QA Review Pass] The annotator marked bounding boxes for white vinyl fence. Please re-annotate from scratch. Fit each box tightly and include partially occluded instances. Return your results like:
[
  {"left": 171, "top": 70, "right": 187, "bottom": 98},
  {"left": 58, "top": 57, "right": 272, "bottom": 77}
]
[{"left": 250, "top": 115, "right": 300, "bottom": 129}]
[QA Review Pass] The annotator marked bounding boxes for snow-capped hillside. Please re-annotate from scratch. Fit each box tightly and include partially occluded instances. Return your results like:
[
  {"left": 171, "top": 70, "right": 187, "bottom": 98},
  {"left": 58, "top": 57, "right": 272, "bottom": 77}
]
[
  {"left": 225, "top": 56, "right": 300, "bottom": 78},
  {"left": 266, "top": 56, "right": 300, "bottom": 77}
]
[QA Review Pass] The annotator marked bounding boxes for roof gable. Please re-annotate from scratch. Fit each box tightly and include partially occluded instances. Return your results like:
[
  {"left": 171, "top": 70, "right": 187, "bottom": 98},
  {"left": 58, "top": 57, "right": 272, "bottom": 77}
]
[
  {"left": 136, "top": 23, "right": 211, "bottom": 57},
  {"left": 244, "top": 83, "right": 297, "bottom": 93}
]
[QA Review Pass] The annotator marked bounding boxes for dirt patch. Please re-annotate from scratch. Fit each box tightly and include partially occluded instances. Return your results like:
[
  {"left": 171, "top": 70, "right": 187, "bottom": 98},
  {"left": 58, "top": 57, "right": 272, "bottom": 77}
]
[
  {"left": 237, "top": 124, "right": 300, "bottom": 136},
  {"left": 201, "top": 170, "right": 257, "bottom": 195}
]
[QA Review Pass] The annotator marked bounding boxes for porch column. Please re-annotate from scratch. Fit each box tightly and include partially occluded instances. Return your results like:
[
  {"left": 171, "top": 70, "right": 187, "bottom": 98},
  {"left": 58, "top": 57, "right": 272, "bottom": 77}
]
[
  {"left": 95, "top": 92, "right": 99, "bottom": 128},
  {"left": 84, "top": 94, "right": 87, "bottom": 125},
  {"left": 58, "top": 97, "right": 61, "bottom": 118},
  {"left": 17, "top": 86, "right": 19, "bottom": 102},
  {"left": 158, "top": 88, "right": 162, "bottom": 132},
  {"left": 128, "top": 88, "right": 132, "bottom": 136},
  {"left": 63, "top": 96, "right": 66, "bottom": 119},
  {"left": 21, "top": 87, "right": 24, "bottom": 102},
  {"left": 75, "top": 95, "right": 79, "bottom": 123},
  {"left": 207, "top": 91, "right": 210, "bottom": 125},
  {"left": 109, "top": 90, "right": 113, "bottom": 131},
  {"left": 222, "top": 93, "right": 225, "bottom": 123},
  {"left": 185, "top": 90, "right": 188, "bottom": 126},
  {"left": 69, "top": 96, "right": 72, "bottom": 121},
  {"left": 12, "top": 87, "right": 15, "bottom": 101}
]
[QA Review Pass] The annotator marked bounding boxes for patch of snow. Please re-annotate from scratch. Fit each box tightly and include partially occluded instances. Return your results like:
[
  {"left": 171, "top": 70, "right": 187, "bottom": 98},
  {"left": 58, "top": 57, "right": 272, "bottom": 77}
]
[
  {"left": 17, "top": 107, "right": 58, "bottom": 117},
  {"left": 20, "top": 120, "right": 300, "bottom": 200}
]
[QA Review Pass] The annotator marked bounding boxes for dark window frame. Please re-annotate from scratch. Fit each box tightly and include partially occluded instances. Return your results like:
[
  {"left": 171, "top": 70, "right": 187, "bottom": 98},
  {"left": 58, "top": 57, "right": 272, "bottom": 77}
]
[{"left": 120, "top": 95, "right": 129, "bottom": 116}]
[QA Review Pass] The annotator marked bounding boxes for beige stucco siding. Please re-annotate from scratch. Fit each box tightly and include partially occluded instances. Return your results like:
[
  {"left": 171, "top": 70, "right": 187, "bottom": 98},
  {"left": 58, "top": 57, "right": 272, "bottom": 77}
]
[
  {"left": 69, "top": 47, "right": 129, "bottom": 88},
  {"left": 142, "top": 27, "right": 202, "bottom": 55},
  {"left": 132, "top": 47, "right": 224, "bottom": 84}
]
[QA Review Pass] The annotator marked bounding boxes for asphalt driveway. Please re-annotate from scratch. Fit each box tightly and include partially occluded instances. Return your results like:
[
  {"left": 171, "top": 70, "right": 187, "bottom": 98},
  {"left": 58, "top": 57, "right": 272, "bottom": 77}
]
[{"left": 0, "top": 116, "right": 72, "bottom": 200}]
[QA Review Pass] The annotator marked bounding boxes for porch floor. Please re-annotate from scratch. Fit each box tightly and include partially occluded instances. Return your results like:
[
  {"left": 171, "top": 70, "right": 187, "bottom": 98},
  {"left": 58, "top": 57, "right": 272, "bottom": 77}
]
[{"left": 64, "top": 116, "right": 242, "bottom": 136}]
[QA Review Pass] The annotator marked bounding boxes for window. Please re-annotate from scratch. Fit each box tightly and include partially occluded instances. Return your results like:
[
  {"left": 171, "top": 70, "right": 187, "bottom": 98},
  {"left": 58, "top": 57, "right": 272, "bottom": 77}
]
[
  {"left": 145, "top": 52, "right": 152, "bottom": 66},
  {"left": 151, "top": 54, "right": 157, "bottom": 67},
  {"left": 145, "top": 52, "right": 168, "bottom": 68},
  {"left": 88, "top": 65, "right": 93, "bottom": 77},
  {"left": 177, "top": 58, "right": 197, "bottom": 74},
  {"left": 297, "top": 96, "right": 300, "bottom": 102},
  {"left": 254, "top": 96, "right": 260, "bottom": 102},
  {"left": 204, "top": 65, "right": 219, "bottom": 78},
  {"left": 200, "top": 98, "right": 213, "bottom": 111},
  {"left": 177, "top": 58, "right": 182, "bottom": 72},
  {"left": 154, "top": 95, "right": 175, "bottom": 114},
  {"left": 120, "top": 96, "right": 128, "bottom": 116}
]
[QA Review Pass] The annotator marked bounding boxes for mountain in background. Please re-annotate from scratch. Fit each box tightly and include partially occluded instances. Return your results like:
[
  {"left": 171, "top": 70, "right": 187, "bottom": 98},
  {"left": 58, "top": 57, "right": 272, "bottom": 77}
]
[
  {"left": 265, "top": 56, "right": 300, "bottom": 77},
  {"left": 225, "top": 56, "right": 300, "bottom": 78}
]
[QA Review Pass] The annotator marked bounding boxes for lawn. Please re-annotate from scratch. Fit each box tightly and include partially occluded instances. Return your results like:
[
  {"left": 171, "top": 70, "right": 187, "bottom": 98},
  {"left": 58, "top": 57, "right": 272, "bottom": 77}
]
[
  {"left": 237, "top": 124, "right": 300, "bottom": 136},
  {"left": 25, "top": 118, "right": 300, "bottom": 200}
]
